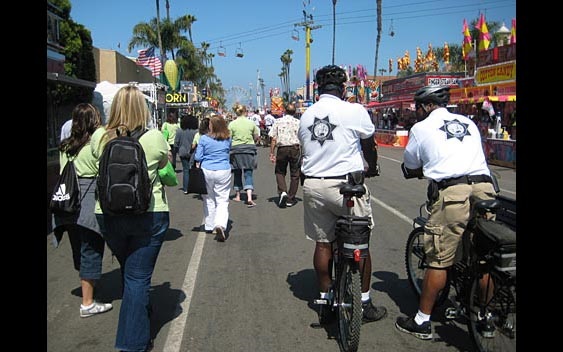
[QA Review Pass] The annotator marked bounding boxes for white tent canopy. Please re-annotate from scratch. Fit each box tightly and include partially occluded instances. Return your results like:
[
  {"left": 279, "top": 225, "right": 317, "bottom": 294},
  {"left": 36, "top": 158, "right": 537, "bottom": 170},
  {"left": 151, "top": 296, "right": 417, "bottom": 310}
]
[{"left": 92, "top": 81, "right": 166, "bottom": 128}]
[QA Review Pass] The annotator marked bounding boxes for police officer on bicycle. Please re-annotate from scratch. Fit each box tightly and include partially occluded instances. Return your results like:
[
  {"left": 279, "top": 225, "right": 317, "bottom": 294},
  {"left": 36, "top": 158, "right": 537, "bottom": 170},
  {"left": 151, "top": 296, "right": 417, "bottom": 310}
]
[
  {"left": 298, "top": 64, "right": 386, "bottom": 325},
  {"left": 396, "top": 85, "right": 497, "bottom": 340}
]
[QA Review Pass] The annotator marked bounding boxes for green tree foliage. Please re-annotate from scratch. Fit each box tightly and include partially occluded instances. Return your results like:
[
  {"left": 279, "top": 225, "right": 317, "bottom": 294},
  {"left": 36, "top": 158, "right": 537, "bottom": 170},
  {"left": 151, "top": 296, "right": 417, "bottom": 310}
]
[{"left": 49, "top": 0, "right": 96, "bottom": 104}]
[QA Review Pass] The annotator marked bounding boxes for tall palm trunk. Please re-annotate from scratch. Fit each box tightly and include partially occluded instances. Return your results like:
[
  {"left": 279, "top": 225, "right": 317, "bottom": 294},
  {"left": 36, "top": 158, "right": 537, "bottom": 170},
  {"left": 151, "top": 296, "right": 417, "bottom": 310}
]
[
  {"left": 155, "top": 0, "right": 164, "bottom": 59},
  {"left": 373, "top": 0, "right": 382, "bottom": 78}
]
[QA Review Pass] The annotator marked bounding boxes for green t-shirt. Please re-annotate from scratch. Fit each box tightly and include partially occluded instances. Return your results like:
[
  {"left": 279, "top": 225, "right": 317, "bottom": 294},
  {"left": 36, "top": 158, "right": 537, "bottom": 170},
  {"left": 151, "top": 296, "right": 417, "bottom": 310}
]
[
  {"left": 228, "top": 116, "right": 259, "bottom": 146},
  {"left": 59, "top": 140, "right": 98, "bottom": 178},
  {"left": 90, "top": 126, "right": 170, "bottom": 214},
  {"left": 162, "top": 122, "right": 180, "bottom": 145}
]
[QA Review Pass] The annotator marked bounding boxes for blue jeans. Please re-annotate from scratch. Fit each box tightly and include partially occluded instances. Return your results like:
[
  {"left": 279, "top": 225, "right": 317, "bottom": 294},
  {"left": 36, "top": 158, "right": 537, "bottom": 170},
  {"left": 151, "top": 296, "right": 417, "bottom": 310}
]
[
  {"left": 67, "top": 225, "right": 105, "bottom": 279},
  {"left": 233, "top": 168, "right": 254, "bottom": 191},
  {"left": 97, "top": 212, "right": 169, "bottom": 352},
  {"left": 180, "top": 156, "right": 191, "bottom": 192}
]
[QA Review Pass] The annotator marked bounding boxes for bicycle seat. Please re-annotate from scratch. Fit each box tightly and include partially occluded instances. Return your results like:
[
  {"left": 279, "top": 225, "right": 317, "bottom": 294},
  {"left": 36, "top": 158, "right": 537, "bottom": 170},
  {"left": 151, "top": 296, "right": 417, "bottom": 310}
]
[
  {"left": 473, "top": 199, "right": 501, "bottom": 214},
  {"left": 340, "top": 184, "right": 366, "bottom": 197}
]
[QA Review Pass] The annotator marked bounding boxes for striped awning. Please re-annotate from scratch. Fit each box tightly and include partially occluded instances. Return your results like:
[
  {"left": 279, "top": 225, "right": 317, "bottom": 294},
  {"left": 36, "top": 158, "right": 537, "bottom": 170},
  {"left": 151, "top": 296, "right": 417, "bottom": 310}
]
[{"left": 452, "top": 95, "right": 516, "bottom": 104}]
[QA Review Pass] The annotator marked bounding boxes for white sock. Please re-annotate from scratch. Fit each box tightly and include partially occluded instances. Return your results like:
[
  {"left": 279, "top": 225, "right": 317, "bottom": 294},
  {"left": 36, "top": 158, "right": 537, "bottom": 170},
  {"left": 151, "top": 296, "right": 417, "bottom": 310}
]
[
  {"left": 81, "top": 302, "right": 94, "bottom": 309},
  {"left": 414, "top": 310, "right": 431, "bottom": 325},
  {"left": 361, "top": 291, "right": 370, "bottom": 303}
]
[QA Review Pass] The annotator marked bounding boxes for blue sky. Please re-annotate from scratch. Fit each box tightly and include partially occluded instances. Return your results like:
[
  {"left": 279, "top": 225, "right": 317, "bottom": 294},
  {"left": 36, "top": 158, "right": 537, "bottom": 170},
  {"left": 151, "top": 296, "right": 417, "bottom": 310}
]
[{"left": 70, "top": 0, "right": 515, "bottom": 102}]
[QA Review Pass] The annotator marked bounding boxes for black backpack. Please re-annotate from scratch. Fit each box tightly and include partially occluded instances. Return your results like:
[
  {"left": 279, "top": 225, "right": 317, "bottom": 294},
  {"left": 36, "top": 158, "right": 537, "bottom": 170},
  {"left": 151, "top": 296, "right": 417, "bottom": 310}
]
[
  {"left": 97, "top": 127, "right": 152, "bottom": 216},
  {"left": 50, "top": 158, "right": 81, "bottom": 215}
]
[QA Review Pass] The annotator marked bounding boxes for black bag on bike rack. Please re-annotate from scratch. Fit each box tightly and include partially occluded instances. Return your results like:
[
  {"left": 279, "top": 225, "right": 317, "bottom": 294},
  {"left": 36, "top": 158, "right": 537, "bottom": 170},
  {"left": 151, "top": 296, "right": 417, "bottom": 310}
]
[
  {"left": 335, "top": 215, "right": 371, "bottom": 259},
  {"left": 473, "top": 218, "right": 516, "bottom": 273}
]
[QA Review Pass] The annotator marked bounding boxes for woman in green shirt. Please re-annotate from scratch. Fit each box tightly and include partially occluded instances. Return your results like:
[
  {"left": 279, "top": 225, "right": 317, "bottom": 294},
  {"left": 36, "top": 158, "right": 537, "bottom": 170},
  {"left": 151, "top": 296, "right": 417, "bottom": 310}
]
[{"left": 91, "top": 85, "right": 170, "bottom": 352}]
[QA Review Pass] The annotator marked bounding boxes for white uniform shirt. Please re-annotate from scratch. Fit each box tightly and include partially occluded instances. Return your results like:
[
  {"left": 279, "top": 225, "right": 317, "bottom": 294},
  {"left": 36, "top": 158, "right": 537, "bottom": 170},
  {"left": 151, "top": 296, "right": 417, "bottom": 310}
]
[
  {"left": 250, "top": 113, "right": 261, "bottom": 127},
  {"left": 298, "top": 94, "right": 374, "bottom": 177},
  {"left": 403, "top": 107, "right": 490, "bottom": 182},
  {"left": 264, "top": 114, "right": 276, "bottom": 128}
]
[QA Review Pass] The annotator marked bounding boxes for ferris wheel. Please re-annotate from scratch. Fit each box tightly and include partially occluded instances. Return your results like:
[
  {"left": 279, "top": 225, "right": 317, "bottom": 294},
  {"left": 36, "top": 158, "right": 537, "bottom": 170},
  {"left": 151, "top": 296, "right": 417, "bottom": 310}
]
[{"left": 225, "top": 86, "right": 251, "bottom": 110}]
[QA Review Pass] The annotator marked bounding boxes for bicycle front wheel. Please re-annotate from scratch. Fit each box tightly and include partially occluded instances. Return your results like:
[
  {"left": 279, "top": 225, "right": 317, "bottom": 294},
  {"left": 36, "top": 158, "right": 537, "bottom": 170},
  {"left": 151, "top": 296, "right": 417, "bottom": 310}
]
[
  {"left": 336, "top": 260, "right": 362, "bottom": 352},
  {"left": 467, "top": 271, "right": 516, "bottom": 352}
]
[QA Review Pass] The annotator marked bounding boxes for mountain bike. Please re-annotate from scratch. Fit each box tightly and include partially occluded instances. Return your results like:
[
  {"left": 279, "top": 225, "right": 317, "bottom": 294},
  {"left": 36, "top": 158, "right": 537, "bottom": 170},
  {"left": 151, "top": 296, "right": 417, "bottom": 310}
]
[
  {"left": 312, "top": 172, "right": 371, "bottom": 352},
  {"left": 405, "top": 196, "right": 516, "bottom": 352}
]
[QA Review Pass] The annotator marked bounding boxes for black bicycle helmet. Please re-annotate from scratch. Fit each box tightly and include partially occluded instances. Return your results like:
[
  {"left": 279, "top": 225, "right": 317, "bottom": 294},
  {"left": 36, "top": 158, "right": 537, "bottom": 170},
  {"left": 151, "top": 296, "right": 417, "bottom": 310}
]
[
  {"left": 413, "top": 85, "right": 450, "bottom": 106},
  {"left": 315, "top": 65, "right": 347, "bottom": 92}
]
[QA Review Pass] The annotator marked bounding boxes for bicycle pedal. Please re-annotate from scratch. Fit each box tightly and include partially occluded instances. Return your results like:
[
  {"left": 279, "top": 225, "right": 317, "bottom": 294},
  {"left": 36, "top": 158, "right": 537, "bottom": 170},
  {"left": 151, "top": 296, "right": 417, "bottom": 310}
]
[
  {"left": 313, "top": 299, "right": 329, "bottom": 305},
  {"left": 445, "top": 307, "right": 459, "bottom": 319}
]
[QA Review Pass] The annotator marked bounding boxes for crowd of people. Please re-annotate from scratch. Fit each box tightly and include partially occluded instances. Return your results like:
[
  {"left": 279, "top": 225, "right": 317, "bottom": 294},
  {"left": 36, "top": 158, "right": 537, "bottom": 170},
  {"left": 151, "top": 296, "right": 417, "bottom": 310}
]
[{"left": 50, "top": 64, "right": 500, "bottom": 350}]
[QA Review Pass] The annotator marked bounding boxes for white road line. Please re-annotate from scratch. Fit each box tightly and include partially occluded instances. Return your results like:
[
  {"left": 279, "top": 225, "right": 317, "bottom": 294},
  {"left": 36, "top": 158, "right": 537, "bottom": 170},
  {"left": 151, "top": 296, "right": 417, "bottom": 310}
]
[
  {"left": 163, "top": 232, "right": 206, "bottom": 352},
  {"left": 371, "top": 196, "right": 413, "bottom": 225}
]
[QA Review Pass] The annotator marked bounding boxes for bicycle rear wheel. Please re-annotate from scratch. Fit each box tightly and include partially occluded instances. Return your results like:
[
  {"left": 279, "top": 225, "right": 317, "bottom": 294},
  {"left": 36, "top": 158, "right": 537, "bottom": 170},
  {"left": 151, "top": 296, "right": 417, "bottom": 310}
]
[
  {"left": 405, "top": 226, "right": 450, "bottom": 305},
  {"left": 336, "top": 260, "right": 362, "bottom": 352},
  {"left": 467, "top": 271, "right": 516, "bottom": 352}
]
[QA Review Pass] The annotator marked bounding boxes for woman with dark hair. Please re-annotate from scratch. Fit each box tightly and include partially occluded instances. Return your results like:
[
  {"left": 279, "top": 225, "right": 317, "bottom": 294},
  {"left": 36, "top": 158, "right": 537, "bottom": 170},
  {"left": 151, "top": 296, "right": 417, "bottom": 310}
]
[
  {"left": 175, "top": 114, "right": 199, "bottom": 194},
  {"left": 51, "top": 103, "right": 113, "bottom": 318}
]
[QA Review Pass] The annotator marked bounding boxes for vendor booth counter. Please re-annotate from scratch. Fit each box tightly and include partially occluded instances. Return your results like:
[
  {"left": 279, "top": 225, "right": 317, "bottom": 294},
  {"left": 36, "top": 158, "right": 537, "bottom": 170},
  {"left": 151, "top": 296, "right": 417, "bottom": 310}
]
[
  {"left": 483, "top": 138, "right": 516, "bottom": 168},
  {"left": 374, "top": 129, "right": 409, "bottom": 147}
]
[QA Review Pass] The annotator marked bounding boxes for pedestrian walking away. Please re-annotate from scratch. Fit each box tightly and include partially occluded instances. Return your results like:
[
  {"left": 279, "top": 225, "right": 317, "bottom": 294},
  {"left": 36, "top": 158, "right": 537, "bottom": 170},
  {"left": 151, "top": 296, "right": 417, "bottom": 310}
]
[
  {"left": 194, "top": 114, "right": 232, "bottom": 242},
  {"left": 162, "top": 110, "right": 180, "bottom": 170},
  {"left": 51, "top": 103, "right": 113, "bottom": 318},
  {"left": 298, "top": 64, "right": 386, "bottom": 325},
  {"left": 91, "top": 84, "right": 171, "bottom": 352},
  {"left": 269, "top": 102, "right": 301, "bottom": 208},
  {"left": 228, "top": 103, "right": 260, "bottom": 207},
  {"left": 175, "top": 114, "right": 199, "bottom": 194},
  {"left": 396, "top": 85, "right": 497, "bottom": 340}
]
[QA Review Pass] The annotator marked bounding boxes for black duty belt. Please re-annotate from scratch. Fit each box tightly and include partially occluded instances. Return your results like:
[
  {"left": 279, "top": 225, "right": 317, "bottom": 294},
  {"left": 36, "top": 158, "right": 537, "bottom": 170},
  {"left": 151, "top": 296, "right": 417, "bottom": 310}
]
[
  {"left": 305, "top": 175, "right": 347, "bottom": 180},
  {"left": 437, "top": 174, "right": 492, "bottom": 190}
]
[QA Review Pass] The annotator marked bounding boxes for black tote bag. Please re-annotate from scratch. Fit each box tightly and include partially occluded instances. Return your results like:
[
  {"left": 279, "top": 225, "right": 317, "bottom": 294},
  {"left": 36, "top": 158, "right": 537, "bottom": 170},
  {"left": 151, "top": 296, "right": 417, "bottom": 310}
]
[{"left": 187, "top": 166, "right": 208, "bottom": 194}]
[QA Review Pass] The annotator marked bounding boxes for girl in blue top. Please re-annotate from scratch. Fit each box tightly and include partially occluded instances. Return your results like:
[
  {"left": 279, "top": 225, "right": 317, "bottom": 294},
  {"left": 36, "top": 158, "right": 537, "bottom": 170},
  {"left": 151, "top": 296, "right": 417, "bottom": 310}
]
[{"left": 194, "top": 115, "right": 232, "bottom": 241}]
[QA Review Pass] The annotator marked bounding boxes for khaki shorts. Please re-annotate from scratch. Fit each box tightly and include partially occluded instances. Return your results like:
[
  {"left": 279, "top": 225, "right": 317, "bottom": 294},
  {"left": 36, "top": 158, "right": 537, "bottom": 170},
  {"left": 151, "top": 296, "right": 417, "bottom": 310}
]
[
  {"left": 302, "top": 178, "right": 373, "bottom": 243},
  {"left": 423, "top": 182, "right": 496, "bottom": 268}
]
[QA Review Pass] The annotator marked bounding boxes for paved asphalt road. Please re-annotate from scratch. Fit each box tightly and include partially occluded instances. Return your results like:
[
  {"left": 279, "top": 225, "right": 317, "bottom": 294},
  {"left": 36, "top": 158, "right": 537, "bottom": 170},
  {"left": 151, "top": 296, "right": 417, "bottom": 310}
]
[{"left": 47, "top": 144, "right": 516, "bottom": 352}]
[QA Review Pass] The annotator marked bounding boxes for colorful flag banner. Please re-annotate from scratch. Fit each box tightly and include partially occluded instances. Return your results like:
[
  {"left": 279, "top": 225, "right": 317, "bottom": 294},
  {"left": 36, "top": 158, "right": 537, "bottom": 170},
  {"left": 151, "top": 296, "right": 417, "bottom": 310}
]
[
  {"left": 509, "top": 18, "right": 516, "bottom": 44},
  {"left": 136, "top": 47, "right": 163, "bottom": 77},
  {"left": 462, "top": 19, "right": 473, "bottom": 60},
  {"left": 475, "top": 13, "right": 490, "bottom": 52}
]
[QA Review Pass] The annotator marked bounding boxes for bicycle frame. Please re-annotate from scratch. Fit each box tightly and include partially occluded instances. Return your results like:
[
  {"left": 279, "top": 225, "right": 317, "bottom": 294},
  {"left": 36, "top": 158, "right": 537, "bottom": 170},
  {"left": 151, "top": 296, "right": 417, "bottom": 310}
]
[
  {"left": 405, "top": 199, "right": 516, "bottom": 352},
  {"left": 312, "top": 179, "right": 370, "bottom": 352}
]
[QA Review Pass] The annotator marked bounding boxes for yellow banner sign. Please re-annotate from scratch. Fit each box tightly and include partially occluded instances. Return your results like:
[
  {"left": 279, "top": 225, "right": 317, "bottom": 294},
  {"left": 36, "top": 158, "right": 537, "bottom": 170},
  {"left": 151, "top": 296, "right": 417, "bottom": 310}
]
[{"left": 476, "top": 61, "right": 516, "bottom": 84}]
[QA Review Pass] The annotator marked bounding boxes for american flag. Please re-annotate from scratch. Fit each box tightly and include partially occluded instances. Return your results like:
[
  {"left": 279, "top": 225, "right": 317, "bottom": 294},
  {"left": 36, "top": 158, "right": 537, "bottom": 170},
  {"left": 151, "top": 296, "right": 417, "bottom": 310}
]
[{"left": 136, "top": 47, "right": 162, "bottom": 77}]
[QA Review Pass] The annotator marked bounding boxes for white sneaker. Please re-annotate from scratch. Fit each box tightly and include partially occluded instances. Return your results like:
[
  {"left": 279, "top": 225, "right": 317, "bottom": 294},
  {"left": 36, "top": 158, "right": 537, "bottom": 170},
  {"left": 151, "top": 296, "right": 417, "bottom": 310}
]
[
  {"left": 278, "top": 192, "right": 288, "bottom": 207},
  {"left": 80, "top": 301, "right": 113, "bottom": 318}
]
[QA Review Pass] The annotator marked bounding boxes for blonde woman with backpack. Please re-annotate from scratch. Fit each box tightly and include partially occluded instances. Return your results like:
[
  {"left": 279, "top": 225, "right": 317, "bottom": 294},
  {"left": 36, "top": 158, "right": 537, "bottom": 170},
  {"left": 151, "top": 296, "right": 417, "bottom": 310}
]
[{"left": 91, "top": 84, "right": 170, "bottom": 352}]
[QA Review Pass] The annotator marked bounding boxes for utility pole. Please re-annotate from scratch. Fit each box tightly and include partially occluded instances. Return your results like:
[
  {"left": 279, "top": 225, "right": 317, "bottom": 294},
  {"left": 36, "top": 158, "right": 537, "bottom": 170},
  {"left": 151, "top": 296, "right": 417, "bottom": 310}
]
[
  {"left": 256, "top": 69, "right": 262, "bottom": 109},
  {"left": 295, "top": 7, "right": 321, "bottom": 101}
]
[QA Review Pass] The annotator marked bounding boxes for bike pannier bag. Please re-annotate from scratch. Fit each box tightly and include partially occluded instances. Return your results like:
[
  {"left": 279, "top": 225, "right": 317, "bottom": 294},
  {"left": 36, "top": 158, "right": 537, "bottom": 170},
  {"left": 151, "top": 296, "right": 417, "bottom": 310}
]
[
  {"left": 335, "top": 215, "right": 371, "bottom": 259},
  {"left": 473, "top": 218, "right": 516, "bottom": 272}
]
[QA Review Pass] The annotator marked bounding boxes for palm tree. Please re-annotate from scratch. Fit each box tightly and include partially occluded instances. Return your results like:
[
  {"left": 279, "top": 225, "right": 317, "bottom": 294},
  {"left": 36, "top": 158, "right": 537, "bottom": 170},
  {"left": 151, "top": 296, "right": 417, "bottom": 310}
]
[
  {"left": 373, "top": 0, "right": 382, "bottom": 78},
  {"left": 280, "top": 49, "right": 293, "bottom": 98},
  {"left": 155, "top": 0, "right": 164, "bottom": 58},
  {"left": 185, "top": 15, "right": 197, "bottom": 43}
]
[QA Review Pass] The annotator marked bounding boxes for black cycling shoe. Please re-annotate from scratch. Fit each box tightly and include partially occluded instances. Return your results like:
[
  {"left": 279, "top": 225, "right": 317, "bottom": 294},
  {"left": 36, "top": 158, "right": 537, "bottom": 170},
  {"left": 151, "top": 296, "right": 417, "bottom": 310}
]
[
  {"left": 362, "top": 300, "right": 387, "bottom": 323},
  {"left": 395, "top": 315, "right": 433, "bottom": 340}
]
